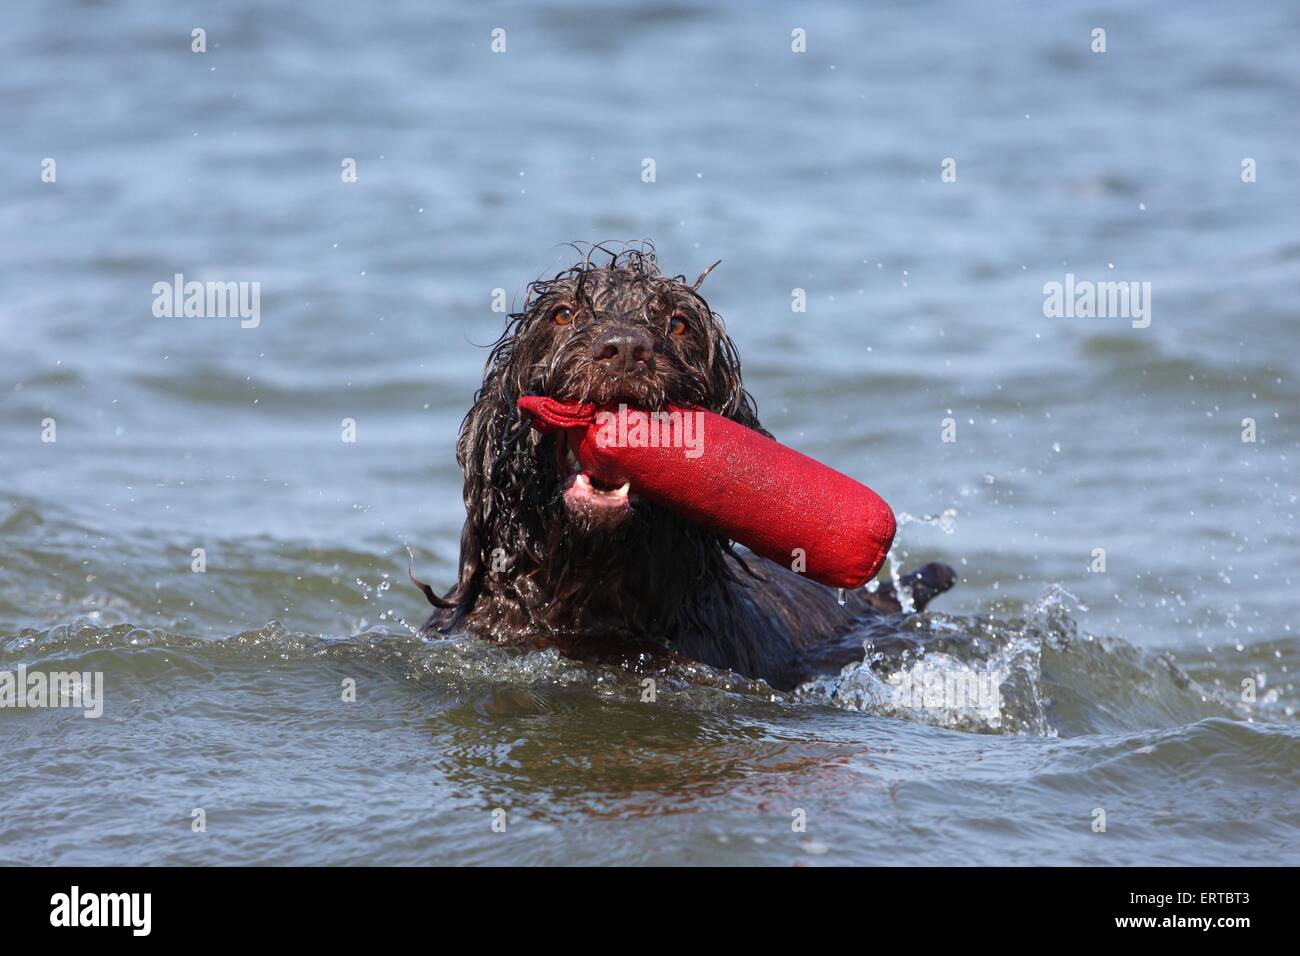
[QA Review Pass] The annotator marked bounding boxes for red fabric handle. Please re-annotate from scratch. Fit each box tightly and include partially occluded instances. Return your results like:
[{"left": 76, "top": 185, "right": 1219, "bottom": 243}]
[{"left": 518, "top": 396, "right": 895, "bottom": 589}]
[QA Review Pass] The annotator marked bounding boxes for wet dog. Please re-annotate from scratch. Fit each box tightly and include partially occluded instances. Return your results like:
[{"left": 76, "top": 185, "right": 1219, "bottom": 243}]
[{"left": 419, "top": 244, "right": 954, "bottom": 690}]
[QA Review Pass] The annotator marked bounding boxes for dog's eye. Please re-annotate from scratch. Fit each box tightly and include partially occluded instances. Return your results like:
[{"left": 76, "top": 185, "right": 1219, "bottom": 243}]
[
  {"left": 668, "top": 312, "right": 690, "bottom": 336},
  {"left": 551, "top": 306, "right": 574, "bottom": 326}
]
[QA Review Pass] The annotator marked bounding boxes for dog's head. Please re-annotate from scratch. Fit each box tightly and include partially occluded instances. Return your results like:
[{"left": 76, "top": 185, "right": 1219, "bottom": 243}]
[{"left": 433, "top": 243, "right": 765, "bottom": 634}]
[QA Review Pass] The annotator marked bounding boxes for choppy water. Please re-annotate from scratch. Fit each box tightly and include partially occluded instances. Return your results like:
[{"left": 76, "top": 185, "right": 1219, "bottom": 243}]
[{"left": 2, "top": 0, "right": 1298, "bottom": 865}]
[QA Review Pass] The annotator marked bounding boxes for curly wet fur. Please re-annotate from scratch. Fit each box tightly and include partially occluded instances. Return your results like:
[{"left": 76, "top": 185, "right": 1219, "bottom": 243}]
[{"left": 421, "top": 242, "right": 953, "bottom": 690}]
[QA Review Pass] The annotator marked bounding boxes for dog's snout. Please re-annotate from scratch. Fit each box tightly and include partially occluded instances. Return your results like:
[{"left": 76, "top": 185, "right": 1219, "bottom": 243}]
[{"left": 591, "top": 327, "right": 653, "bottom": 373}]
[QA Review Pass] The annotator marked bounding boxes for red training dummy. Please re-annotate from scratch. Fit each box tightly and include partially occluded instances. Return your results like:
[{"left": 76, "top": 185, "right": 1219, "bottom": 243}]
[{"left": 517, "top": 396, "right": 896, "bottom": 589}]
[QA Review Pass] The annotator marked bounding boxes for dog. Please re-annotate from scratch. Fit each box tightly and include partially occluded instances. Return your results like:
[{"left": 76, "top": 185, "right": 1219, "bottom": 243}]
[{"left": 419, "top": 244, "right": 955, "bottom": 691}]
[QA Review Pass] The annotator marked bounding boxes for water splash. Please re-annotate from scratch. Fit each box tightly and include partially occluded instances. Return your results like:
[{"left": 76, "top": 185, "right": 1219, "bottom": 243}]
[
  {"left": 1031, "top": 582, "right": 1089, "bottom": 616},
  {"left": 796, "top": 610, "right": 1052, "bottom": 735},
  {"left": 354, "top": 572, "right": 419, "bottom": 636},
  {"left": 793, "top": 581, "right": 1277, "bottom": 736},
  {"left": 878, "top": 508, "right": 958, "bottom": 612}
]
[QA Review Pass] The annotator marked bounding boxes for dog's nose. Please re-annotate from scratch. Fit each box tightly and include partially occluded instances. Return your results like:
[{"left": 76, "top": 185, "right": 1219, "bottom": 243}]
[{"left": 591, "top": 328, "right": 653, "bottom": 373}]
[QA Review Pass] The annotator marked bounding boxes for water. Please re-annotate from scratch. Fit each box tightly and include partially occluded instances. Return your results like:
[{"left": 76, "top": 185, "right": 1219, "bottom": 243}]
[{"left": 2, "top": 0, "right": 1298, "bottom": 865}]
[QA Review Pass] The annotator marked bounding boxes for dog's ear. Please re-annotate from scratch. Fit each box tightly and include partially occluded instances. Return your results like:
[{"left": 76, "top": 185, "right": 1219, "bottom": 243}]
[
  {"left": 704, "top": 312, "right": 772, "bottom": 439},
  {"left": 431, "top": 376, "right": 507, "bottom": 627},
  {"left": 428, "top": 342, "right": 547, "bottom": 628}
]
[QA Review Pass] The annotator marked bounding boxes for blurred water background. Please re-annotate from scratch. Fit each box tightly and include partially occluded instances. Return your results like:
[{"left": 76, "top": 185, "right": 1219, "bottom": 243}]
[{"left": 1, "top": 0, "right": 1297, "bottom": 865}]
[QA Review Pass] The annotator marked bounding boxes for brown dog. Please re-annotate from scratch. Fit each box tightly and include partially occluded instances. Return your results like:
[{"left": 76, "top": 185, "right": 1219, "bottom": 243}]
[{"left": 419, "top": 244, "right": 954, "bottom": 690}]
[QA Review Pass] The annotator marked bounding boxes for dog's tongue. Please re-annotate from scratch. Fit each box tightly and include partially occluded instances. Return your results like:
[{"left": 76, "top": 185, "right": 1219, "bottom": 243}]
[{"left": 515, "top": 395, "right": 895, "bottom": 590}]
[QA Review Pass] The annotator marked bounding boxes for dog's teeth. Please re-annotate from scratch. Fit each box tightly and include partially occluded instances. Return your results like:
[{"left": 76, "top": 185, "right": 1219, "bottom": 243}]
[
  {"left": 613, "top": 481, "right": 630, "bottom": 497},
  {"left": 575, "top": 473, "right": 591, "bottom": 489}
]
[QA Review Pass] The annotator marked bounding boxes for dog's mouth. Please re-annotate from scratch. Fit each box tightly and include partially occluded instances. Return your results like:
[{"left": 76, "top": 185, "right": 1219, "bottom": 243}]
[{"left": 554, "top": 431, "right": 636, "bottom": 527}]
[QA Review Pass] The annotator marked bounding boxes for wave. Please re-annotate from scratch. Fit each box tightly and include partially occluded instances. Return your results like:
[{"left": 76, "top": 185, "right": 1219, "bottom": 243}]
[
  {"left": 795, "top": 588, "right": 1288, "bottom": 736},
  {"left": 4, "top": 587, "right": 1294, "bottom": 739}
]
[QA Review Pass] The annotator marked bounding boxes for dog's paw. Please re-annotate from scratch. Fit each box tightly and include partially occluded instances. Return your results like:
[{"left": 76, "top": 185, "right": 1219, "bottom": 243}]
[
  {"left": 907, "top": 561, "right": 957, "bottom": 610},
  {"left": 862, "top": 561, "right": 958, "bottom": 613}
]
